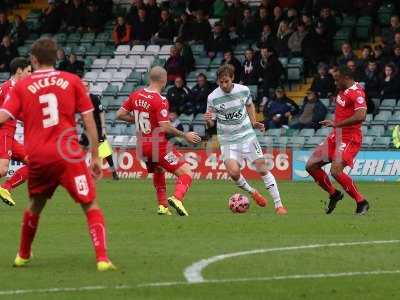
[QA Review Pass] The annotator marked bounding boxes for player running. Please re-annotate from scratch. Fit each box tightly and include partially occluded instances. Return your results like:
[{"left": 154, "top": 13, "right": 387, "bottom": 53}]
[
  {"left": 0, "top": 58, "right": 32, "bottom": 206},
  {"left": 204, "top": 65, "right": 287, "bottom": 215},
  {"left": 0, "top": 38, "right": 115, "bottom": 271},
  {"left": 306, "top": 66, "right": 370, "bottom": 215},
  {"left": 116, "top": 66, "right": 201, "bottom": 216}
]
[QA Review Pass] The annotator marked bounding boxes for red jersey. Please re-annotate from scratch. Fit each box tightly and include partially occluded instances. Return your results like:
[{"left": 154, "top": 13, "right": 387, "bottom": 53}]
[
  {"left": 121, "top": 88, "right": 169, "bottom": 146},
  {"left": 1, "top": 69, "right": 93, "bottom": 164},
  {"left": 0, "top": 79, "right": 17, "bottom": 135},
  {"left": 334, "top": 82, "right": 367, "bottom": 140}
]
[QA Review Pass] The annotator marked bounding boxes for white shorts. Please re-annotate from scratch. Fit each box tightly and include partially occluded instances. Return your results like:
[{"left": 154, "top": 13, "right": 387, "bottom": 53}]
[{"left": 221, "top": 139, "right": 264, "bottom": 167}]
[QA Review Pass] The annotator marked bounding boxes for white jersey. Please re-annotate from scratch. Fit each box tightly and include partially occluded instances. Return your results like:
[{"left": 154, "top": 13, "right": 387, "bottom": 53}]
[{"left": 207, "top": 84, "right": 257, "bottom": 145}]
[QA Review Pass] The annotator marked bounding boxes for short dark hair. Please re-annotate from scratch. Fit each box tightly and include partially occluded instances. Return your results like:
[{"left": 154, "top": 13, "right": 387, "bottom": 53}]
[
  {"left": 9, "top": 57, "right": 30, "bottom": 75},
  {"left": 217, "top": 64, "right": 235, "bottom": 79},
  {"left": 31, "top": 37, "right": 58, "bottom": 66},
  {"left": 338, "top": 66, "right": 354, "bottom": 79}
]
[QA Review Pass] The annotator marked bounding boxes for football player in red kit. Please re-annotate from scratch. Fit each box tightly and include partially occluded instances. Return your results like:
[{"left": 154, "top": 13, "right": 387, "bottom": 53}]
[
  {"left": 116, "top": 66, "right": 201, "bottom": 216},
  {"left": 0, "top": 58, "right": 31, "bottom": 206},
  {"left": 306, "top": 66, "right": 370, "bottom": 215},
  {"left": 0, "top": 38, "right": 115, "bottom": 271}
]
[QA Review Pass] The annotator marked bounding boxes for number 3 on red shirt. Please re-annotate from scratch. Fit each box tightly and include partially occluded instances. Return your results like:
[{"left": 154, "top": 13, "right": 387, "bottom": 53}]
[{"left": 39, "top": 93, "right": 59, "bottom": 128}]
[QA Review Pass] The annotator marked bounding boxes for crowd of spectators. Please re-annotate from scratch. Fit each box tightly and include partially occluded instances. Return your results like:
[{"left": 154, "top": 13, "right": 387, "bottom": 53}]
[{"left": 3, "top": 0, "right": 400, "bottom": 131}]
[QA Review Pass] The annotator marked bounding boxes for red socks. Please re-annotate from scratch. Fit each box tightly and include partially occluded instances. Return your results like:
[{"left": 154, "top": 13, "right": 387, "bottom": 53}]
[
  {"left": 153, "top": 172, "right": 168, "bottom": 207},
  {"left": 18, "top": 210, "right": 40, "bottom": 259},
  {"left": 308, "top": 168, "right": 336, "bottom": 195},
  {"left": 86, "top": 209, "right": 109, "bottom": 262},
  {"left": 174, "top": 174, "right": 192, "bottom": 201},
  {"left": 1, "top": 166, "right": 28, "bottom": 191},
  {"left": 332, "top": 172, "right": 364, "bottom": 203}
]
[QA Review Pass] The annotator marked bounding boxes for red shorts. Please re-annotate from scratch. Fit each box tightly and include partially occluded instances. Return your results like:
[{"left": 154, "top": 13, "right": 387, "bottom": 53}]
[
  {"left": 311, "top": 134, "right": 361, "bottom": 167},
  {"left": 28, "top": 159, "right": 96, "bottom": 203},
  {"left": 0, "top": 134, "right": 26, "bottom": 161},
  {"left": 139, "top": 143, "right": 185, "bottom": 173}
]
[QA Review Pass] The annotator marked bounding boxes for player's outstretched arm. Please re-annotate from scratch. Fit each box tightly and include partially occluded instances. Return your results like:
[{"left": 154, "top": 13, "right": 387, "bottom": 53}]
[
  {"left": 116, "top": 108, "right": 135, "bottom": 123},
  {"left": 320, "top": 108, "right": 367, "bottom": 128},
  {"left": 246, "top": 102, "right": 265, "bottom": 131},
  {"left": 0, "top": 110, "right": 11, "bottom": 124},
  {"left": 82, "top": 112, "right": 102, "bottom": 179},
  {"left": 159, "top": 121, "right": 202, "bottom": 144}
]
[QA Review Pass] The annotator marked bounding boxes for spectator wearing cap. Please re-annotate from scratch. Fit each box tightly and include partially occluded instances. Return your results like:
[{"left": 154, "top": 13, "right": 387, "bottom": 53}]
[
  {"left": 151, "top": 9, "right": 176, "bottom": 45},
  {"left": 167, "top": 77, "right": 192, "bottom": 115},
  {"left": 40, "top": 0, "right": 62, "bottom": 34},
  {"left": 164, "top": 46, "right": 186, "bottom": 84},
  {"left": 360, "top": 59, "right": 381, "bottom": 100},
  {"left": 288, "top": 21, "right": 308, "bottom": 56},
  {"left": 85, "top": 2, "right": 103, "bottom": 33},
  {"left": 310, "top": 63, "right": 336, "bottom": 98},
  {"left": 0, "top": 12, "right": 10, "bottom": 41},
  {"left": 262, "top": 87, "right": 299, "bottom": 129},
  {"left": 132, "top": 8, "right": 152, "bottom": 44},
  {"left": 274, "top": 20, "right": 292, "bottom": 57},
  {"left": 65, "top": 53, "right": 85, "bottom": 77},
  {"left": 256, "top": 45, "right": 285, "bottom": 96},
  {"left": 9, "top": 15, "right": 28, "bottom": 46},
  {"left": 190, "top": 73, "right": 216, "bottom": 115},
  {"left": 112, "top": 16, "right": 133, "bottom": 46},
  {"left": 192, "top": 10, "right": 212, "bottom": 44},
  {"left": 290, "top": 90, "right": 327, "bottom": 130},
  {"left": 221, "top": 50, "right": 242, "bottom": 83},
  {"left": 238, "top": 7, "right": 257, "bottom": 41},
  {"left": 379, "top": 63, "right": 400, "bottom": 100},
  {"left": 0, "top": 35, "right": 18, "bottom": 72},
  {"left": 240, "top": 48, "right": 258, "bottom": 85},
  {"left": 205, "top": 22, "right": 231, "bottom": 59}
]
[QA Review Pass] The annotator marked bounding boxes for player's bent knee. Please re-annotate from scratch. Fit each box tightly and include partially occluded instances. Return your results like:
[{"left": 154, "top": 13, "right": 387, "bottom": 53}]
[
  {"left": 175, "top": 163, "right": 193, "bottom": 178},
  {"left": 330, "top": 162, "right": 344, "bottom": 177}
]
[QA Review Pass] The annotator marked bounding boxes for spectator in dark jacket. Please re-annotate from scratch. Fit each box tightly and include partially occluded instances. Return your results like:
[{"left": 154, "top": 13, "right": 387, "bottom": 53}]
[
  {"left": 310, "top": 63, "right": 336, "bottom": 98},
  {"left": 126, "top": 0, "right": 145, "bottom": 26},
  {"left": 302, "top": 23, "right": 333, "bottom": 70},
  {"left": 0, "top": 35, "right": 18, "bottom": 72},
  {"left": 274, "top": 20, "right": 292, "bottom": 56},
  {"left": 240, "top": 48, "right": 258, "bottom": 85},
  {"left": 66, "top": 0, "right": 86, "bottom": 32},
  {"left": 112, "top": 16, "right": 133, "bottom": 46},
  {"left": 360, "top": 60, "right": 381, "bottom": 100},
  {"left": 40, "top": 1, "right": 62, "bottom": 34},
  {"left": 262, "top": 87, "right": 299, "bottom": 129},
  {"left": 132, "top": 8, "right": 152, "bottom": 43},
  {"left": 175, "top": 39, "right": 195, "bottom": 73},
  {"left": 0, "top": 12, "right": 10, "bottom": 41},
  {"left": 55, "top": 48, "right": 69, "bottom": 71},
  {"left": 176, "top": 13, "right": 194, "bottom": 42},
  {"left": 9, "top": 15, "right": 28, "bottom": 46},
  {"left": 65, "top": 53, "right": 84, "bottom": 77},
  {"left": 224, "top": 0, "right": 248, "bottom": 28},
  {"left": 358, "top": 45, "right": 373, "bottom": 71},
  {"left": 165, "top": 46, "right": 186, "bottom": 84},
  {"left": 390, "top": 45, "right": 400, "bottom": 70},
  {"left": 318, "top": 7, "right": 336, "bottom": 38},
  {"left": 271, "top": 6, "right": 284, "bottom": 34},
  {"left": 221, "top": 50, "right": 242, "bottom": 83},
  {"left": 238, "top": 8, "right": 257, "bottom": 40},
  {"left": 145, "top": 0, "right": 161, "bottom": 34},
  {"left": 379, "top": 63, "right": 400, "bottom": 99},
  {"left": 257, "top": 44, "right": 285, "bottom": 96},
  {"left": 255, "top": 6, "right": 272, "bottom": 33},
  {"left": 191, "top": 73, "right": 215, "bottom": 115},
  {"left": 192, "top": 10, "right": 212, "bottom": 44},
  {"left": 382, "top": 15, "right": 400, "bottom": 47},
  {"left": 258, "top": 23, "right": 276, "bottom": 48},
  {"left": 167, "top": 77, "right": 192, "bottom": 114},
  {"left": 151, "top": 9, "right": 176, "bottom": 45},
  {"left": 290, "top": 90, "right": 327, "bottom": 129},
  {"left": 337, "top": 42, "right": 358, "bottom": 66},
  {"left": 205, "top": 22, "right": 231, "bottom": 58},
  {"left": 84, "top": 1, "right": 103, "bottom": 33}
]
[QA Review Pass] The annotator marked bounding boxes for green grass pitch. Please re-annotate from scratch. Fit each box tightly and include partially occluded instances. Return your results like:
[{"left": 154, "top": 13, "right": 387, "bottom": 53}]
[{"left": 0, "top": 179, "right": 399, "bottom": 299}]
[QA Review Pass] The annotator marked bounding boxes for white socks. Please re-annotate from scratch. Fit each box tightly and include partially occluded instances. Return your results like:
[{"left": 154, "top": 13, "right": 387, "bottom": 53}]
[
  {"left": 262, "top": 172, "right": 283, "bottom": 208},
  {"left": 235, "top": 175, "right": 256, "bottom": 194}
]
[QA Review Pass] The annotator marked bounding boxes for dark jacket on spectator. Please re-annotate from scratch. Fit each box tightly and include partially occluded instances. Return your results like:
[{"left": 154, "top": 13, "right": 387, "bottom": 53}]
[
  {"left": 133, "top": 17, "right": 152, "bottom": 42},
  {"left": 292, "top": 97, "right": 327, "bottom": 129},
  {"left": 361, "top": 68, "right": 380, "bottom": 99},
  {"left": 263, "top": 95, "right": 299, "bottom": 128},
  {"left": 145, "top": 2, "right": 161, "bottom": 34},
  {"left": 65, "top": 60, "right": 85, "bottom": 77},
  {"left": 238, "top": 17, "right": 258, "bottom": 40},
  {"left": 240, "top": 58, "right": 259, "bottom": 85},
  {"left": 165, "top": 55, "right": 186, "bottom": 83},
  {"left": 205, "top": 31, "right": 231, "bottom": 55},
  {"left": 66, "top": 2, "right": 86, "bottom": 29},
  {"left": 379, "top": 75, "right": 400, "bottom": 99},
  {"left": 257, "top": 53, "right": 285, "bottom": 92},
  {"left": 9, "top": 20, "right": 29, "bottom": 46},
  {"left": 0, "top": 43, "right": 18, "bottom": 72},
  {"left": 190, "top": 82, "right": 215, "bottom": 114},
  {"left": 310, "top": 73, "right": 336, "bottom": 98},
  {"left": 157, "top": 18, "right": 176, "bottom": 41},
  {"left": 40, "top": 5, "right": 62, "bottom": 34},
  {"left": 167, "top": 85, "right": 192, "bottom": 114},
  {"left": 0, "top": 19, "right": 10, "bottom": 40},
  {"left": 302, "top": 28, "right": 333, "bottom": 65},
  {"left": 192, "top": 19, "right": 212, "bottom": 43}
]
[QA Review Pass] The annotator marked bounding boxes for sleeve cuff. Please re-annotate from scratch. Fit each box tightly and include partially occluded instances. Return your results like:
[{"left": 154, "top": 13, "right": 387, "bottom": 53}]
[
  {"left": 0, "top": 108, "right": 15, "bottom": 120},
  {"left": 81, "top": 108, "right": 94, "bottom": 115}
]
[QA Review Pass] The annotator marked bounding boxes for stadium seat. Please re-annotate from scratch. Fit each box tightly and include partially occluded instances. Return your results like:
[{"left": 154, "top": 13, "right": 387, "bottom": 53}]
[
  {"left": 86, "top": 46, "right": 101, "bottom": 57},
  {"left": 81, "top": 32, "right": 95, "bottom": 44},
  {"left": 371, "top": 111, "right": 392, "bottom": 125},
  {"left": 83, "top": 71, "right": 98, "bottom": 83},
  {"left": 234, "top": 44, "right": 249, "bottom": 55},
  {"left": 135, "top": 57, "right": 153, "bottom": 71},
  {"left": 191, "top": 44, "right": 205, "bottom": 55},
  {"left": 306, "top": 136, "right": 324, "bottom": 148},
  {"left": 371, "top": 137, "right": 392, "bottom": 149},
  {"left": 320, "top": 98, "right": 330, "bottom": 107},
  {"left": 299, "top": 128, "right": 315, "bottom": 137},
  {"left": 196, "top": 57, "right": 211, "bottom": 69},
  {"left": 91, "top": 58, "right": 108, "bottom": 70},
  {"left": 90, "top": 83, "right": 108, "bottom": 95},
  {"left": 315, "top": 127, "right": 331, "bottom": 137},
  {"left": 387, "top": 111, "right": 400, "bottom": 125},
  {"left": 130, "top": 45, "right": 146, "bottom": 56},
  {"left": 276, "top": 136, "right": 289, "bottom": 148},
  {"left": 103, "top": 84, "right": 119, "bottom": 97},
  {"left": 288, "top": 136, "right": 305, "bottom": 148},
  {"left": 126, "top": 71, "right": 142, "bottom": 83},
  {"left": 95, "top": 32, "right": 112, "bottom": 44},
  {"left": 112, "top": 135, "right": 130, "bottom": 146},
  {"left": 119, "top": 82, "right": 137, "bottom": 96},
  {"left": 362, "top": 136, "right": 374, "bottom": 148},
  {"left": 361, "top": 125, "right": 369, "bottom": 136},
  {"left": 105, "top": 111, "right": 116, "bottom": 123},
  {"left": 259, "top": 136, "right": 274, "bottom": 147},
  {"left": 160, "top": 45, "right": 173, "bottom": 56},
  {"left": 67, "top": 32, "right": 81, "bottom": 44},
  {"left": 97, "top": 72, "right": 113, "bottom": 83},
  {"left": 380, "top": 99, "right": 397, "bottom": 111},
  {"left": 101, "top": 96, "right": 113, "bottom": 108},
  {"left": 367, "top": 125, "right": 385, "bottom": 136},
  {"left": 278, "top": 57, "right": 288, "bottom": 68},
  {"left": 145, "top": 45, "right": 160, "bottom": 56},
  {"left": 17, "top": 46, "right": 29, "bottom": 57},
  {"left": 106, "top": 58, "right": 123, "bottom": 70},
  {"left": 114, "top": 45, "right": 131, "bottom": 57},
  {"left": 266, "top": 128, "right": 285, "bottom": 137}
]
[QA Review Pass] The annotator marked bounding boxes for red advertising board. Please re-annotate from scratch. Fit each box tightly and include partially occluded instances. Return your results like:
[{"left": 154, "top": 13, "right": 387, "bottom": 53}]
[{"left": 101, "top": 148, "right": 292, "bottom": 180}]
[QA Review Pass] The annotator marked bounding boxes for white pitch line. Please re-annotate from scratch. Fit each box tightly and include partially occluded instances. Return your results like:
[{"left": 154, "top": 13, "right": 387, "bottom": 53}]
[
  {"left": 1, "top": 269, "right": 400, "bottom": 296},
  {"left": 184, "top": 240, "right": 400, "bottom": 283}
]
